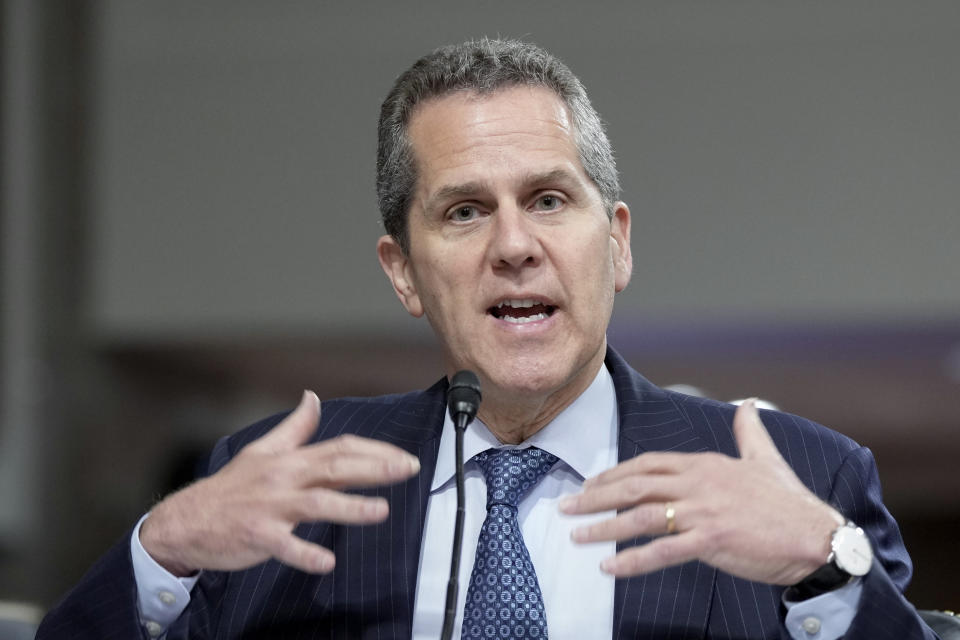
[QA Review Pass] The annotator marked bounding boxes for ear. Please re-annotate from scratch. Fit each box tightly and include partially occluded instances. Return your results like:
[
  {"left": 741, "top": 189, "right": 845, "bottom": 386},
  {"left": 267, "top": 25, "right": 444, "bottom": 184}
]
[
  {"left": 609, "top": 202, "right": 633, "bottom": 292},
  {"left": 377, "top": 235, "right": 424, "bottom": 317}
]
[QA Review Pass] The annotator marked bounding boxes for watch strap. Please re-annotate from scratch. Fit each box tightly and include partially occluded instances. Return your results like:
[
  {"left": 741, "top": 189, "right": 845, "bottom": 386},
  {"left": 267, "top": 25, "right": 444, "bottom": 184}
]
[
  {"left": 786, "top": 520, "right": 868, "bottom": 601},
  {"left": 786, "top": 561, "right": 853, "bottom": 601}
]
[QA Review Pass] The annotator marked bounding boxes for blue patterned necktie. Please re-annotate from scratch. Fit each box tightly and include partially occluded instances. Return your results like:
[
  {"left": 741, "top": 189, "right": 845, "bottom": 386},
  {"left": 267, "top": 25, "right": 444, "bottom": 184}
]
[{"left": 461, "top": 447, "right": 559, "bottom": 639}]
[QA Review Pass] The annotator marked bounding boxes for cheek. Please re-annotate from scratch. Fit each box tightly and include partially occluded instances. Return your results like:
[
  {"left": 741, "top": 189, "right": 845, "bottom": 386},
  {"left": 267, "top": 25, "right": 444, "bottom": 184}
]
[
  {"left": 579, "top": 234, "right": 616, "bottom": 278},
  {"left": 412, "top": 263, "right": 466, "bottom": 322},
  {"left": 571, "top": 238, "right": 619, "bottom": 310}
]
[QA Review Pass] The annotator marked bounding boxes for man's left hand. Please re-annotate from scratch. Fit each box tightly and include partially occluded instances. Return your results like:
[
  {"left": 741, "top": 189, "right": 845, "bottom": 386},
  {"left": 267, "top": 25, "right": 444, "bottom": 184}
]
[{"left": 560, "top": 399, "right": 844, "bottom": 585}]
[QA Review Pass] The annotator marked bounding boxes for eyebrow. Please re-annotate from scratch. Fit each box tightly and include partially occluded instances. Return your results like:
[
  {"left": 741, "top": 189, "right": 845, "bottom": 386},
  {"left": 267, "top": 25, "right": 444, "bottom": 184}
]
[
  {"left": 423, "top": 167, "right": 583, "bottom": 213},
  {"left": 522, "top": 168, "right": 581, "bottom": 192},
  {"left": 423, "top": 181, "right": 489, "bottom": 214}
]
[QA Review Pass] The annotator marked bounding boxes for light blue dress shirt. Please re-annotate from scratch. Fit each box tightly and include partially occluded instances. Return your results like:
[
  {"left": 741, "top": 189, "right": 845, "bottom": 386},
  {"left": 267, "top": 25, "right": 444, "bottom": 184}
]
[{"left": 411, "top": 362, "right": 620, "bottom": 638}]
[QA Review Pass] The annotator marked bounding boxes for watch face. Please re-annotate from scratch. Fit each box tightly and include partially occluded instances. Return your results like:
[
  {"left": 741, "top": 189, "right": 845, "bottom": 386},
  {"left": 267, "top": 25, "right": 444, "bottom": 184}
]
[{"left": 833, "top": 526, "right": 873, "bottom": 576}]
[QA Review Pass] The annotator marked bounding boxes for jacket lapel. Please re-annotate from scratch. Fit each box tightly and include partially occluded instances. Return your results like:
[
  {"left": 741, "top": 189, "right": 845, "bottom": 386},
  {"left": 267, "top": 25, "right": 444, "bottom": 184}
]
[
  {"left": 323, "top": 380, "right": 447, "bottom": 637},
  {"left": 607, "top": 348, "right": 719, "bottom": 639},
  {"left": 367, "top": 378, "right": 447, "bottom": 637},
  {"left": 374, "top": 381, "right": 447, "bottom": 629}
]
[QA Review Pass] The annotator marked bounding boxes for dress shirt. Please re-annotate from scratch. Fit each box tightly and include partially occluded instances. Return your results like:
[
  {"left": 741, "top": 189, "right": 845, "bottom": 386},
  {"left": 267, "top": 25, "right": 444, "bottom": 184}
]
[
  {"left": 131, "top": 514, "right": 198, "bottom": 637},
  {"left": 131, "top": 363, "right": 862, "bottom": 639},
  {"left": 411, "top": 364, "right": 620, "bottom": 639}
]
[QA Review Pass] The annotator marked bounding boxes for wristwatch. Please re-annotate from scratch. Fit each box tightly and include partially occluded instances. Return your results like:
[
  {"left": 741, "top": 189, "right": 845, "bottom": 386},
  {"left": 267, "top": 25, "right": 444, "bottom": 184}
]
[{"left": 787, "top": 521, "right": 874, "bottom": 601}]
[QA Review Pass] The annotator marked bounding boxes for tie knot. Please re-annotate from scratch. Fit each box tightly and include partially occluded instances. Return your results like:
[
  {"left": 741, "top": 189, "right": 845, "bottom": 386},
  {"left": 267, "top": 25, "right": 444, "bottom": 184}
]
[{"left": 473, "top": 447, "right": 559, "bottom": 509}]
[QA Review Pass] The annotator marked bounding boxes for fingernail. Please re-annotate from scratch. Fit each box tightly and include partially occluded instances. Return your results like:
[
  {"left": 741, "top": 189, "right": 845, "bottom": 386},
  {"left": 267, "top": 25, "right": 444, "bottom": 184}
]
[
  {"left": 390, "top": 456, "right": 420, "bottom": 476},
  {"left": 365, "top": 499, "right": 388, "bottom": 518},
  {"left": 301, "top": 390, "right": 319, "bottom": 411},
  {"left": 600, "top": 557, "right": 616, "bottom": 574},
  {"left": 559, "top": 496, "right": 577, "bottom": 512},
  {"left": 570, "top": 527, "right": 588, "bottom": 543},
  {"left": 317, "top": 555, "right": 334, "bottom": 573}
]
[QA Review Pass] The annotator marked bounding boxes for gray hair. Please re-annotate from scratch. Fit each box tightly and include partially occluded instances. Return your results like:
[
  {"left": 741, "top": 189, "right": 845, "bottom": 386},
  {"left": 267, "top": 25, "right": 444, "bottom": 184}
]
[{"left": 376, "top": 38, "right": 620, "bottom": 252}]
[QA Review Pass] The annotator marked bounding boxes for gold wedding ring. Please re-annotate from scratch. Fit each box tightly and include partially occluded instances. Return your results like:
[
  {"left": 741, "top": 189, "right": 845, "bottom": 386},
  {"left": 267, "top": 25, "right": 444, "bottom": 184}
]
[{"left": 664, "top": 502, "right": 677, "bottom": 535}]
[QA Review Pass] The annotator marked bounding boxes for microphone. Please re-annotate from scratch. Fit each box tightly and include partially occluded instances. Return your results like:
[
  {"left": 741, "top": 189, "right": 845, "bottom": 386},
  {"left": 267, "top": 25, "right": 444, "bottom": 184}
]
[
  {"left": 440, "top": 370, "right": 481, "bottom": 640},
  {"left": 447, "top": 370, "right": 481, "bottom": 430}
]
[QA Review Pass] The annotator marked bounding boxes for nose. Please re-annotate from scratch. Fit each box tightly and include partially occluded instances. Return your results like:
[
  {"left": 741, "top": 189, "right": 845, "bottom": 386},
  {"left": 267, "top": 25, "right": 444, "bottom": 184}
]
[{"left": 486, "top": 206, "right": 543, "bottom": 270}]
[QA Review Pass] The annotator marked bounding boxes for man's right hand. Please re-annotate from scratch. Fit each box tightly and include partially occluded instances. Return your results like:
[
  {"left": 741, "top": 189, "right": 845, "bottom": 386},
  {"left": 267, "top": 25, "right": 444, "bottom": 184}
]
[{"left": 139, "top": 391, "right": 421, "bottom": 577}]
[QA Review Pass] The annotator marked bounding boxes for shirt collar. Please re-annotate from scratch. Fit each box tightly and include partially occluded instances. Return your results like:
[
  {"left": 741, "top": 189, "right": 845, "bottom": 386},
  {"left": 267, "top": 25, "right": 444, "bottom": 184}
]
[{"left": 431, "top": 363, "right": 618, "bottom": 492}]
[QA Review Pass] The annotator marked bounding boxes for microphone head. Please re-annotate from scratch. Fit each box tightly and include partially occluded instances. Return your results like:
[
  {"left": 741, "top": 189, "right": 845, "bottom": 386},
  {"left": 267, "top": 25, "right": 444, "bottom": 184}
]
[{"left": 447, "top": 370, "right": 482, "bottom": 422}]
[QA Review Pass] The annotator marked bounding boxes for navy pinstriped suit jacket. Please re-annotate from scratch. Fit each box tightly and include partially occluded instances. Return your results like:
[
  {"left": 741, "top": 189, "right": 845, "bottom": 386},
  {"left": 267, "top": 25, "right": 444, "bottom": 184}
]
[{"left": 39, "top": 348, "right": 936, "bottom": 639}]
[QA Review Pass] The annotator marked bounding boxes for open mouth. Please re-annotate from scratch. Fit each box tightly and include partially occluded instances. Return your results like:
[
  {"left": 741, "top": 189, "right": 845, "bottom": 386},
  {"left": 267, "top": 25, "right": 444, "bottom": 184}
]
[{"left": 488, "top": 298, "right": 557, "bottom": 324}]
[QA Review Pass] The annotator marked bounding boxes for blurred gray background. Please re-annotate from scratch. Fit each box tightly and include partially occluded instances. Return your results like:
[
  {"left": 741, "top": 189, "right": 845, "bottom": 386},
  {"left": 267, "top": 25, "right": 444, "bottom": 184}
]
[{"left": 2, "top": 0, "right": 959, "bottom": 614}]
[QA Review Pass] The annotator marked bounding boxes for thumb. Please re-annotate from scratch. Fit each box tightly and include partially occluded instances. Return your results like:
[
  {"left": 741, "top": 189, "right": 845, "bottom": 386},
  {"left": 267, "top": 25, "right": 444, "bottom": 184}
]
[
  {"left": 249, "top": 390, "right": 321, "bottom": 454},
  {"left": 733, "top": 398, "right": 781, "bottom": 461}
]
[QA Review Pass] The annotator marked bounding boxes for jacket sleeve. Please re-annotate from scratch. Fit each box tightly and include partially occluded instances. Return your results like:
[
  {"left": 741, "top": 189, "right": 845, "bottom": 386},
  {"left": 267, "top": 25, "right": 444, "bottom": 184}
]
[
  {"left": 35, "top": 527, "right": 150, "bottom": 640},
  {"left": 34, "top": 421, "right": 269, "bottom": 640},
  {"left": 827, "top": 446, "right": 939, "bottom": 639}
]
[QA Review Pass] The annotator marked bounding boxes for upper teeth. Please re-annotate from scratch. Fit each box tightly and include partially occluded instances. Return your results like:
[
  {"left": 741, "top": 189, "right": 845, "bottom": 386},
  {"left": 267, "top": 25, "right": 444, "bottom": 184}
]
[{"left": 497, "top": 299, "right": 541, "bottom": 308}]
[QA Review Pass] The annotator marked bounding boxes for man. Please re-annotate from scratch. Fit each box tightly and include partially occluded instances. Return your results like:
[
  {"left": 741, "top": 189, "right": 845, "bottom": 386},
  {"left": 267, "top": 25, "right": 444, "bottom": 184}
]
[{"left": 39, "top": 39, "right": 935, "bottom": 639}]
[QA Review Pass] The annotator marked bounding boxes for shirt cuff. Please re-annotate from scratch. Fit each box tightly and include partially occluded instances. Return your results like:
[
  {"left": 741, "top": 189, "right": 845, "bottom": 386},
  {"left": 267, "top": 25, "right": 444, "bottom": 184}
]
[
  {"left": 783, "top": 577, "right": 863, "bottom": 640},
  {"left": 130, "top": 513, "right": 200, "bottom": 638}
]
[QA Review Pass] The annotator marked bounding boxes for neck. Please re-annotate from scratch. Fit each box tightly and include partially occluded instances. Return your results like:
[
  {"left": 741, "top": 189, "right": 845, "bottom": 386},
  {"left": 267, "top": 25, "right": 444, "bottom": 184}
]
[{"left": 474, "top": 352, "right": 605, "bottom": 445}]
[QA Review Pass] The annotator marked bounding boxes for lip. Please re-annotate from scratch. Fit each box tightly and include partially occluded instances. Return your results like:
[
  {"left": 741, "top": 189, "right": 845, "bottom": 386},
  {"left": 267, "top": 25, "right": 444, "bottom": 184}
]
[
  {"left": 484, "top": 293, "right": 560, "bottom": 310},
  {"left": 485, "top": 293, "right": 560, "bottom": 330},
  {"left": 488, "top": 309, "right": 559, "bottom": 332}
]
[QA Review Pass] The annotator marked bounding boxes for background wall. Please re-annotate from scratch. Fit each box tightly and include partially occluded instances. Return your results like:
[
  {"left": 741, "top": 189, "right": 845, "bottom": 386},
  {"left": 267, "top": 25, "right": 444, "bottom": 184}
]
[
  {"left": 90, "top": 1, "right": 960, "bottom": 335},
  {"left": 2, "top": 0, "right": 958, "bottom": 613}
]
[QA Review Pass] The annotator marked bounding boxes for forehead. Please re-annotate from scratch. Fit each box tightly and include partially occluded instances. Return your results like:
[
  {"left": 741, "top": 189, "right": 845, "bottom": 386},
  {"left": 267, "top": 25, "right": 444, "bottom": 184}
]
[{"left": 406, "top": 86, "right": 585, "bottom": 192}]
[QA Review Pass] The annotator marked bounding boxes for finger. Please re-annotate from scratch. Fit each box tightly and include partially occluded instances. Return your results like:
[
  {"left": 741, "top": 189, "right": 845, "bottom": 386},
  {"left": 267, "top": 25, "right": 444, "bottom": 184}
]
[
  {"left": 560, "top": 474, "right": 678, "bottom": 515},
  {"left": 267, "top": 529, "right": 337, "bottom": 574},
  {"left": 732, "top": 398, "right": 782, "bottom": 461},
  {"left": 249, "top": 391, "right": 321, "bottom": 455},
  {"left": 306, "top": 434, "right": 421, "bottom": 470},
  {"left": 599, "top": 531, "right": 701, "bottom": 578},
  {"left": 582, "top": 452, "right": 697, "bottom": 489},
  {"left": 285, "top": 488, "right": 390, "bottom": 525},
  {"left": 571, "top": 502, "right": 676, "bottom": 543},
  {"left": 295, "top": 451, "right": 421, "bottom": 489}
]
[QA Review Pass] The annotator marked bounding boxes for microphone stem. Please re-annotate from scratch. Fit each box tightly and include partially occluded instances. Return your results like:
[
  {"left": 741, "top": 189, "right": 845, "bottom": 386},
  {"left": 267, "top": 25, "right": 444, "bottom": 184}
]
[{"left": 440, "top": 415, "right": 468, "bottom": 640}]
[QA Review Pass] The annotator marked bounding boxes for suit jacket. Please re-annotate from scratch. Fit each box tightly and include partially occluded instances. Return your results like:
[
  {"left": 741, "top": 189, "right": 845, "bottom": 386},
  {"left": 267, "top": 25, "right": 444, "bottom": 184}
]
[{"left": 38, "top": 348, "right": 936, "bottom": 639}]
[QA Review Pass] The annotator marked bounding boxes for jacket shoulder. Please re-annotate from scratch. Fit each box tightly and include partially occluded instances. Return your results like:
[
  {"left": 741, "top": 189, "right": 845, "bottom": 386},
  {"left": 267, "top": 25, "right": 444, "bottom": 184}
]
[
  {"left": 667, "top": 389, "right": 867, "bottom": 494},
  {"left": 210, "top": 380, "right": 447, "bottom": 470}
]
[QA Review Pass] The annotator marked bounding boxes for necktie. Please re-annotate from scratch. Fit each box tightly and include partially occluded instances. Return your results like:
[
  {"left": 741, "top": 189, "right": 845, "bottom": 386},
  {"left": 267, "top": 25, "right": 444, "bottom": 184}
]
[{"left": 461, "top": 447, "right": 559, "bottom": 639}]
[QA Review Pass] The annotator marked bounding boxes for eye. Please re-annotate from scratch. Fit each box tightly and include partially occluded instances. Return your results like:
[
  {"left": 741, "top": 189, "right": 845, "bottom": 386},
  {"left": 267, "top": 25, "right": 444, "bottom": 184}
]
[
  {"left": 448, "top": 205, "right": 482, "bottom": 222},
  {"left": 532, "top": 194, "right": 564, "bottom": 212}
]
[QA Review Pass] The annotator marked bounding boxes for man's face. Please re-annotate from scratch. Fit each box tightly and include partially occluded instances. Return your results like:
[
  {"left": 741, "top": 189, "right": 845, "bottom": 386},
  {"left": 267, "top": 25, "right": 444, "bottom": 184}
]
[{"left": 378, "top": 86, "right": 631, "bottom": 407}]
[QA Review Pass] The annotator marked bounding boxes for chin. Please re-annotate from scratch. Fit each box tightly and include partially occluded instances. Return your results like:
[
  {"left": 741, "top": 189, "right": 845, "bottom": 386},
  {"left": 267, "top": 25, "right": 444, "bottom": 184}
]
[{"left": 479, "top": 351, "right": 583, "bottom": 398}]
